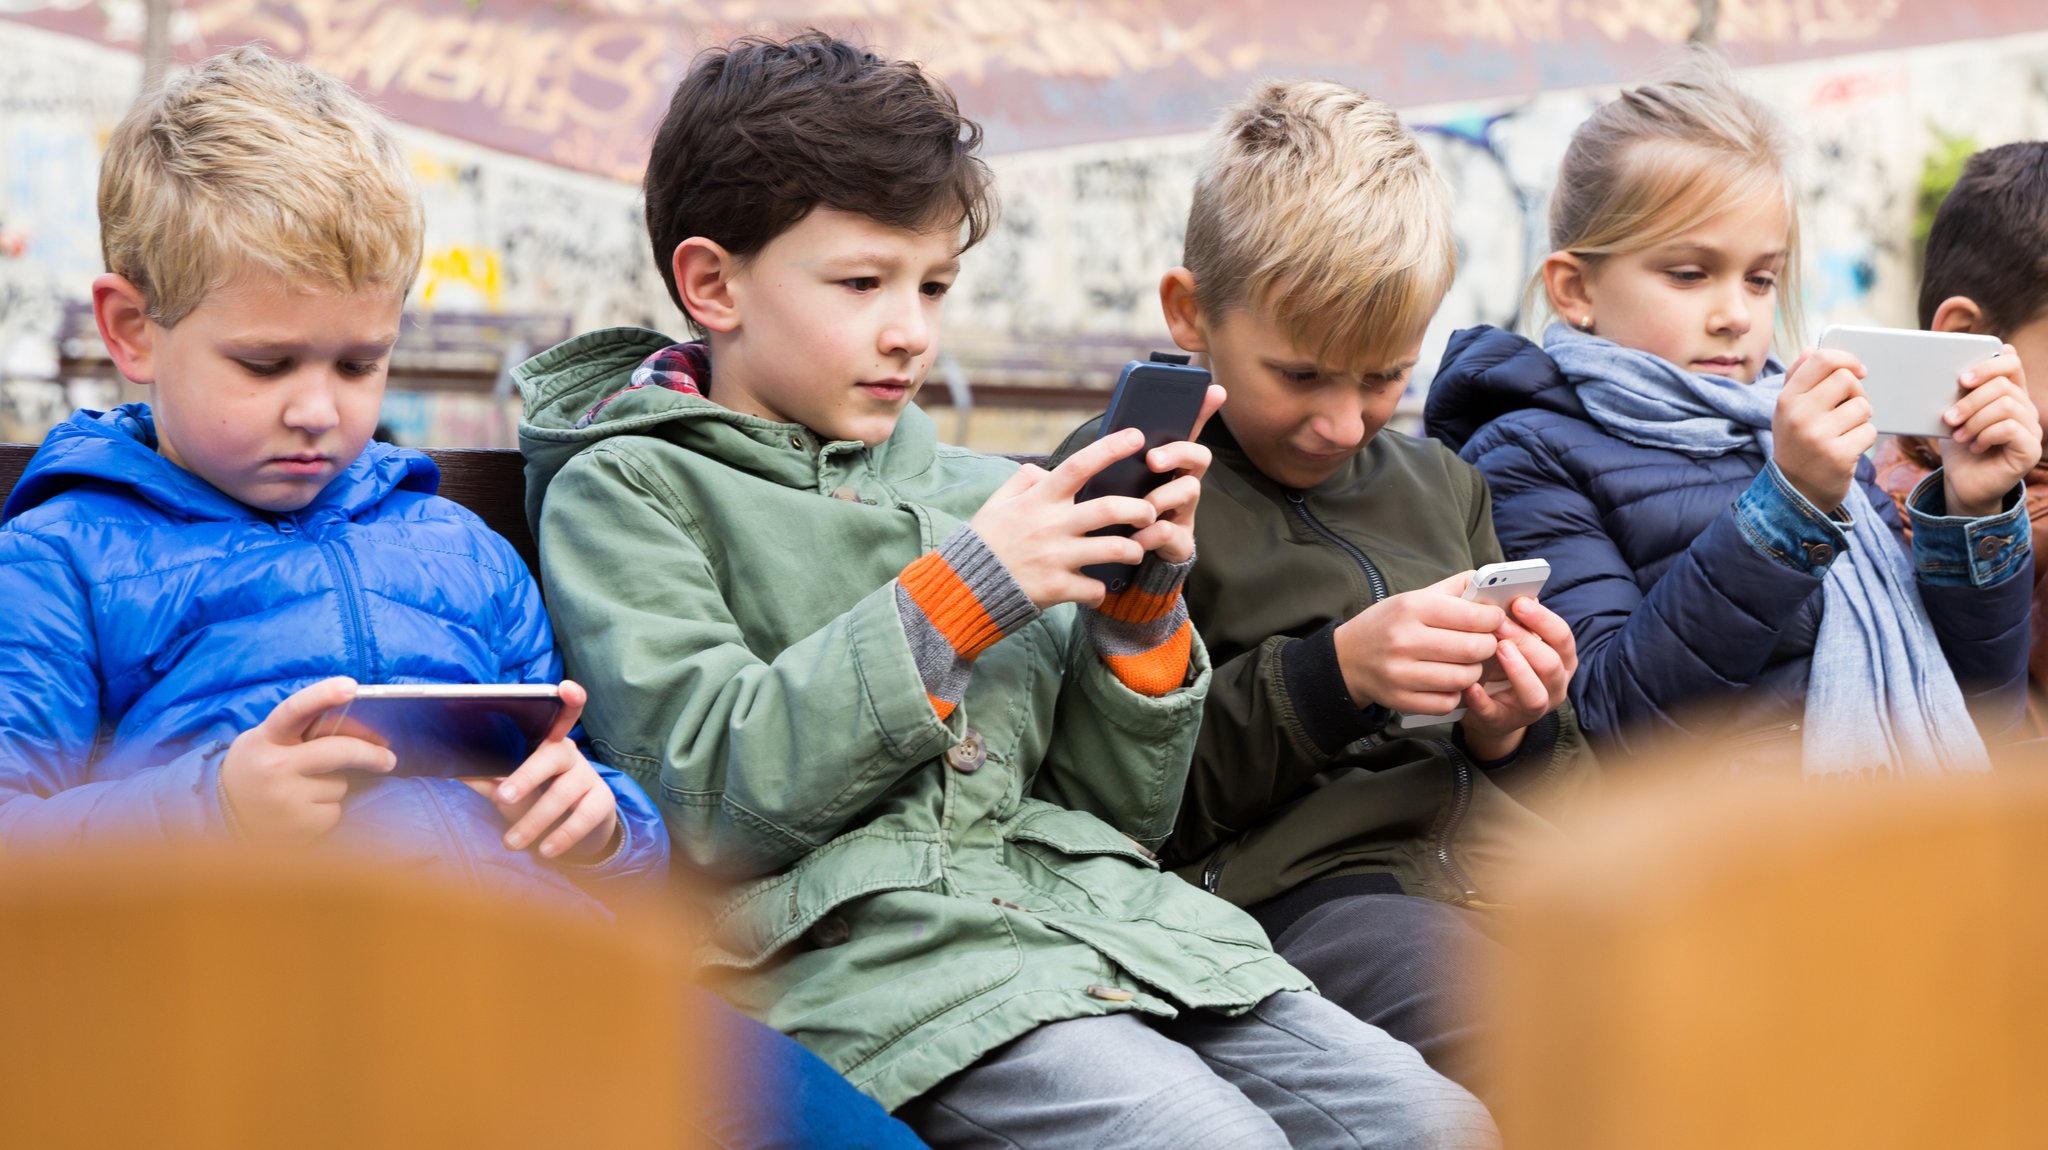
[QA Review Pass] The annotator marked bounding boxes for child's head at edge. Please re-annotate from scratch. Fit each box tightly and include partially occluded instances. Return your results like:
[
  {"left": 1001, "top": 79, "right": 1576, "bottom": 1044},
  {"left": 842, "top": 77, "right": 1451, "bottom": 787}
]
[
  {"left": 1159, "top": 80, "right": 1455, "bottom": 490},
  {"left": 1919, "top": 141, "right": 2048, "bottom": 414},
  {"left": 1537, "top": 50, "right": 1800, "bottom": 386},
  {"left": 92, "top": 44, "right": 423, "bottom": 513},
  {"left": 644, "top": 31, "right": 995, "bottom": 447}
]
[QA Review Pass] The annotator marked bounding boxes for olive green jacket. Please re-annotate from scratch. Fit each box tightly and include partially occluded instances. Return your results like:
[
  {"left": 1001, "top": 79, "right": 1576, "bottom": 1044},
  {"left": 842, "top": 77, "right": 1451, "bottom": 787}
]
[
  {"left": 1057, "top": 417, "right": 1599, "bottom": 912},
  {"left": 516, "top": 329, "right": 1306, "bottom": 1111}
]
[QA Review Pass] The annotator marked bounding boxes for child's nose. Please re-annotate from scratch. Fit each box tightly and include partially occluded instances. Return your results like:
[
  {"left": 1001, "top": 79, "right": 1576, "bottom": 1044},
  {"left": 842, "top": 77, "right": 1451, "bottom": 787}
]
[
  {"left": 880, "top": 298, "right": 932, "bottom": 358},
  {"left": 1314, "top": 401, "right": 1370, "bottom": 451},
  {"left": 282, "top": 375, "right": 342, "bottom": 434},
  {"left": 1708, "top": 282, "right": 1752, "bottom": 334}
]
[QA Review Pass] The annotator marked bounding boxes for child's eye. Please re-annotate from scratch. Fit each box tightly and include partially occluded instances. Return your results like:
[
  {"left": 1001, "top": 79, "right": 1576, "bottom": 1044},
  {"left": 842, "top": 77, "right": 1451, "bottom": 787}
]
[
  {"left": 1663, "top": 269, "right": 1707, "bottom": 285},
  {"left": 1747, "top": 273, "right": 1779, "bottom": 292},
  {"left": 339, "top": 360, "right": 385, "bottom": 378},
  {"left": 1278, "top": 368, "right": 1320, "bottom": 385},
  {"left": 236, "top": 359, "right": 290, "bottom": 377},
  {"left": 842, "top": 277, "right": 881, "bottom": 292},
  {"left": 921, "top": 281, "right": 952, "bottom": 299}
]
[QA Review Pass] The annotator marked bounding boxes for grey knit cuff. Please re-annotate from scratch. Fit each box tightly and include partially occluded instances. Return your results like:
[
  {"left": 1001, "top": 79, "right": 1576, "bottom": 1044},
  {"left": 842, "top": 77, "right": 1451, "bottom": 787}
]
[
  {"left": 1084, "top": 547, "right": 1195, "bottom": 663},
  {"left": 894, "top": 525, "right": 1042, "bottom": 715}
]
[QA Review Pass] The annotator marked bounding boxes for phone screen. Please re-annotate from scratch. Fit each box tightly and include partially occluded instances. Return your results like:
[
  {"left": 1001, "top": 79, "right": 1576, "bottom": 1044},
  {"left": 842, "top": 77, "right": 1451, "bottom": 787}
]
[
  {"left": 1075, "top": 360, "right": 1211, "bottom": 591},
  {"left": 314, "top": 692, "right": 563, "bottom": 777}
]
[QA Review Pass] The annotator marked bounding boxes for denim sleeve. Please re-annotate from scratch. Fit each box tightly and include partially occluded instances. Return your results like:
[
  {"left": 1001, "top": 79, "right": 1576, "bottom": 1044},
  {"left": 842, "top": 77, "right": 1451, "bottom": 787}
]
[
  {"left": 1904, "top": 471, "right": 2031, "bottom": 588},
  {"left": 1733, "top": 461, "right": 1852, "bottom": 575}
]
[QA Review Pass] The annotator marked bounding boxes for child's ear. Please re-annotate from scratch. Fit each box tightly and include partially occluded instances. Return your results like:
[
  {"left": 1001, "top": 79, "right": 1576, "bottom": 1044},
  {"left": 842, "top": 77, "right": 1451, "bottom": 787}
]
[
  {"left": 1541, "top": 252, "right": 1596, "bottom": 331},
  {"left": 672, "top": 238, "right": 741, "bottom": 334},
  {"left": 91, "top": 273, "right": 156, "bottom": 385},
  {"left": 1929, "top": 296, "right": 1988, "bottom": 335},
  {"left": 1160, "top": 267, "right": 1209, "bottom": 353}
]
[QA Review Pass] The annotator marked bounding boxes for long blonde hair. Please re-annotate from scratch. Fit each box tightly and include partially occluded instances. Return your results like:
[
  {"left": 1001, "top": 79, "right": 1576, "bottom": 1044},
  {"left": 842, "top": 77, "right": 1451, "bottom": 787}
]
[{"left": 1533, "top": 50, "right": 1803, "bottom": 347}]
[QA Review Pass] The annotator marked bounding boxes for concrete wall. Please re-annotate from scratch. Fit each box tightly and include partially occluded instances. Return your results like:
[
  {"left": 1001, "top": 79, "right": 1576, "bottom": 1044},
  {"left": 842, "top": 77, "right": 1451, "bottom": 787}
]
[
  {"left": 0, "top": 19, "right": 676, "bottom": 443},
  {"left": 953, "top": 30, "right": 2048, "bottom": 402},
  {"left": 5, "top": 10, "right": 2048, "bottom": 448}
]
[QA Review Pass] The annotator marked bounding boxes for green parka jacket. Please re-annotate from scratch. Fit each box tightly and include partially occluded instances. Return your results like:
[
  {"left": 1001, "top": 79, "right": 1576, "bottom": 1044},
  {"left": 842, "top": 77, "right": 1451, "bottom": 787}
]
[
  {"left": 516, "top": 329, "right": 1307, "bottom": 1111},
  {"left": 1057, "top": 416, "right": 1600, "bottom": 915}
]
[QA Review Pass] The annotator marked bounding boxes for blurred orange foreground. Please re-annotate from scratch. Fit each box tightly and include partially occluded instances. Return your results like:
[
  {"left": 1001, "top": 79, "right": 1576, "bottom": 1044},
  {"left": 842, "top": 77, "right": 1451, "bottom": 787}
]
[
  {"left": 0, "top": 845, "right": 699, "bottom": 1149},
  {"left": 1491, "top": 763, "right": 2048, "bottom": 1150}
]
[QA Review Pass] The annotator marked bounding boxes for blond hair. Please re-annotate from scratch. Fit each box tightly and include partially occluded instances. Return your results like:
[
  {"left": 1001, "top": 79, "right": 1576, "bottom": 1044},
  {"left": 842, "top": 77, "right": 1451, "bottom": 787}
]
[
  {"left": 98, "top": 45, "right": 423, "bottom": 326},
  {"left": 1184, "top": 80, "right": 1453, "bottom": 370},
  {"left": 1540, "top": 49, "right": 1803, "bottom": 343}
]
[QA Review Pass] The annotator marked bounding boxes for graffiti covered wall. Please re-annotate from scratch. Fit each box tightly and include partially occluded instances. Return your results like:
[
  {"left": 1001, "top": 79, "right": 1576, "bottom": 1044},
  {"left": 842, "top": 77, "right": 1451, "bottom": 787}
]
[
  {"left": 950, "top": 27, "right": 2048, "bottom": 406},
  {"left": 9, "top": 0, "right": 2042, "bottom": 177},
  {"left": 0, "top": 18, "right": 672, "bottom": 442},
  {"left": 4, "top": 4, "right": 2048, "bottom": 446}
]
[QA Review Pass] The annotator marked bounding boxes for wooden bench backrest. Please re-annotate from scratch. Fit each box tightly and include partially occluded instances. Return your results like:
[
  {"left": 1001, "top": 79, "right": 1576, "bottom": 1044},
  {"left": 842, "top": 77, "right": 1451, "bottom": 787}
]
[
  {"left": 57, "top": 302, "right": 574, "bottom": 394},
  {"left": 1, "top": 441, "right": 540, "bottom": 578},
  {"left": 1, "top": 441, "right": 1055, "bottom": 586}
]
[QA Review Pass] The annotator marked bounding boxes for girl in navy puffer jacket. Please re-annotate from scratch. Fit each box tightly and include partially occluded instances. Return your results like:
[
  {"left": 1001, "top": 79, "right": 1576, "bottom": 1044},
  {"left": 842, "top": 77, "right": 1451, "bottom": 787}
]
[{"left": 1425, "top": 58, "right": 2038, "bottom": 775}]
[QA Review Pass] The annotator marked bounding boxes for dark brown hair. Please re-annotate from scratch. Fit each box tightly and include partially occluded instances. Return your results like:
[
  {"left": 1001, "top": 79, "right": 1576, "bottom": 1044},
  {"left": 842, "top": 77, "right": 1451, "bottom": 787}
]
[
  {"left": 1919, "top": 141, "right": 2048, "bottom": 333},
  {"left": 643, "top": 31, "right": 995, "bottom": 327}
]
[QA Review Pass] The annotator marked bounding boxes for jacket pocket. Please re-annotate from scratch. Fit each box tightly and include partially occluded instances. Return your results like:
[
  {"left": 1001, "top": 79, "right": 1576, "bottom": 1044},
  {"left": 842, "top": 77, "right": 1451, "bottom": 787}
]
[
  {"left": 1722, "top": 721, "right": 1804, "bottom": 775},
  {"left": 1003, "top": 802, "right": 1160, "bottom": 868},
  {"left": 702, "top": 827, "right": 944, "bottom": 971}
]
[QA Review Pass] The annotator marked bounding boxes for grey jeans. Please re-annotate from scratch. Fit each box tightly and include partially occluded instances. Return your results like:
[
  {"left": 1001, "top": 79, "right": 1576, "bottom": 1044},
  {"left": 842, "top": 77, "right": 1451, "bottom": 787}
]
[
  {"left": 1271, "top": 892, "right": 1506, "bottom": 1102},
  {"left": 896, "top": 990, "right": 1498, "bottom": 1150}
]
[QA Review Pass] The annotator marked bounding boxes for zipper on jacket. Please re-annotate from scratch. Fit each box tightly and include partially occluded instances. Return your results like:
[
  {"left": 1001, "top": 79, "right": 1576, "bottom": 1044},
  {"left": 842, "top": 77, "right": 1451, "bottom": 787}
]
[
  {"left": 1430, "top": 738, "right": 1481, "bottom": 904},
  {"left": 1286, "top": 489, "right": 1487, "bottom": 904},
  {"left": 1286, "top": 492, "right": 1388, "bottom": 603},
  {"left": 316, "top": 532, "right": 372, "bottom": 681}
]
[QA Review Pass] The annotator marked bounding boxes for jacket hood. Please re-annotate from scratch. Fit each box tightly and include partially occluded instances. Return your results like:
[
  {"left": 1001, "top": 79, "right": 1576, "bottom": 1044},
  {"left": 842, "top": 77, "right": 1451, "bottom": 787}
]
[
  {"left": 513, "top": 326, "right": 941, "bottom": 526},
  {"left": 2, "top": 403, "right": 437, "bottom": 525},
  {"left": 1423, "top": 326, "right": 1587, "bottom": 453}
]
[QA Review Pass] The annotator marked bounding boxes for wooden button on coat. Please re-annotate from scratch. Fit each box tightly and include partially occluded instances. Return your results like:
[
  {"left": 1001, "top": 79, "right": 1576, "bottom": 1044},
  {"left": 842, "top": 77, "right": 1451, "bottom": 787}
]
[
  {"left": 808, "top": 914, "right": 852, "bottom": 948},
  {"left": 1086, "top": 985, "right": 1134, "bottom": 1002},
  {"left": 945, "top": 728, "right": 987, "bottom": 773}
]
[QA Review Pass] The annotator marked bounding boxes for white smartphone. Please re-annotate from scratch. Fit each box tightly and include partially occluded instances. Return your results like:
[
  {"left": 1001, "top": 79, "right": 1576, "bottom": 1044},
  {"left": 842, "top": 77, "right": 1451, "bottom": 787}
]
[
  {"left": 1394, "top": 559, "right": 1552, "bottom": 731},
  {"left": 1815, "top": 325, "right": 2003, "bottom": 438},
  {"left": 307, "top": 683, "right": 565, "bottom": 777}
]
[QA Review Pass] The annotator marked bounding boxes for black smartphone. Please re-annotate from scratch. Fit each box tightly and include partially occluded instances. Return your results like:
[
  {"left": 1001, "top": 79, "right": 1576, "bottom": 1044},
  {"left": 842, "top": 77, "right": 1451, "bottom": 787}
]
[{"left": 1074, "top": 356, "right": 1212, "bottom": 592}]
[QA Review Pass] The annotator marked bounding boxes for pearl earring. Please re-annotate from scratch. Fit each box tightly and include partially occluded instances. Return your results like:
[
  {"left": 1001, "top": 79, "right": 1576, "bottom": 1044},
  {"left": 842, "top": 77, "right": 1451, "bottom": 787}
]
[{"left": 1576, "top": 316, "right": 1594, "bottom": 332}]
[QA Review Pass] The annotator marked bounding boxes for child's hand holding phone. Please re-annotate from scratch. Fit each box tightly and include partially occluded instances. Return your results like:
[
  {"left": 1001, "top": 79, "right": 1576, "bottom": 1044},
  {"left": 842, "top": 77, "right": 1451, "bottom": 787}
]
[
  {"left": 1332, "top": 573, "right": 1504, "bottom": 717},
  {"left": 1938, "top": 345, "right": 2041, "bottom": 517},
  {"left": 1456, "top": 595, "right": 1578, "bottom": 762},
  {"left": 1772, "top": 347, "right": 1875, "bottom": 514},
  {"left": 465, "top": 680, "right": 619, "bottom": 862},
  {"left": 971, "top": 431, "right": 1159, "bottom": 608},
  {"left": 221, "top": 676, "right": 397, "bottom": 843},
  {"left": 971, "top": 371, "right": 1223, "bottom": 608},
  {"left": 1122, "top": 382, "right": 1227, "bottom": 566}
]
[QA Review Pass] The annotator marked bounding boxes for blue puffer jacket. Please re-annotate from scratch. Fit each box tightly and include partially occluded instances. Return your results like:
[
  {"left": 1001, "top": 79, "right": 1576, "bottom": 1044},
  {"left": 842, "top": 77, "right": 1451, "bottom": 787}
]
[
  {"left": 0, "top": 405, "right": 668, "bottom": 911},
  {"left": 1425, "top": 327, "right": 2032, "bottom": 758}
]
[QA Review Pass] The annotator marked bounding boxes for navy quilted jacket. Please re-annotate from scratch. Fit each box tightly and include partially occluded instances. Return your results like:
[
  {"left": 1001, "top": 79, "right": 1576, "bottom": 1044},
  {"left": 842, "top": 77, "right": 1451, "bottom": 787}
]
[
  {"left": 0, "top": 405, "right": 667, "bottom": 910},
  {"left": 1425, "top": 327, "right": 2032, "bottom": 758}
]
